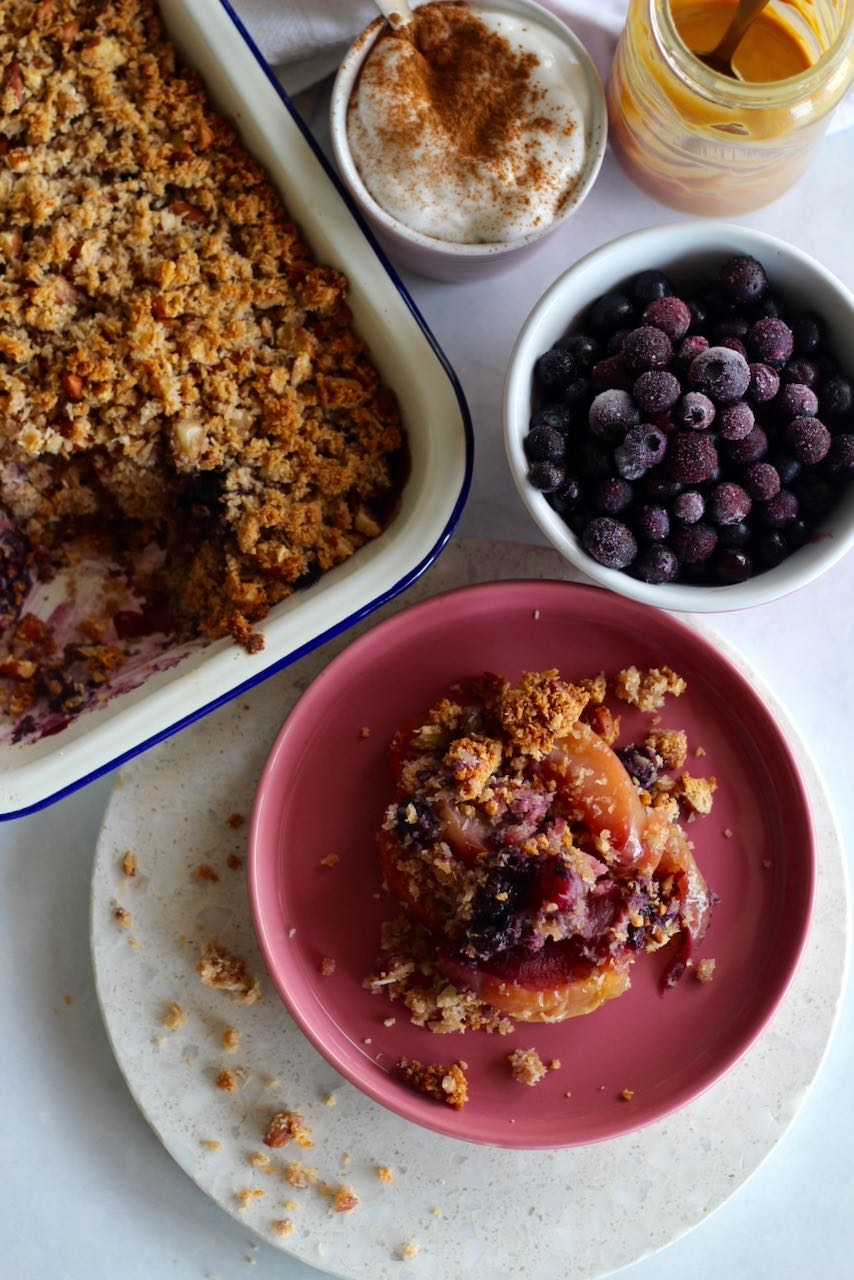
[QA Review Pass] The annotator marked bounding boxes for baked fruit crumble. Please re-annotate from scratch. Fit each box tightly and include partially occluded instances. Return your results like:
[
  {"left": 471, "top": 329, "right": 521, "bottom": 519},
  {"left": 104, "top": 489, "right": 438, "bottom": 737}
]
[
  {"left": 0, "top": 0, "right": 405, "bottom": 735},
  {"left": 372, "top": 669, "right": 714, "bottom": 1029}
]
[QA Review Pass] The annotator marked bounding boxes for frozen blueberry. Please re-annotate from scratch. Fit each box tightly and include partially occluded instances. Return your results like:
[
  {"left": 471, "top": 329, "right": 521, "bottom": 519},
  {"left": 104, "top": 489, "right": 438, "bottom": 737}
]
[
  {"left": 669, "top": 432, "right": 719, "bottom": 484},
  {"left": 720, "top": 337, "right": 749, "bottom": 360},
  {"left": 795, "top": 472, "right": 834, "bottom": 515},
  {"left": 686, "top": 299, "right": 707, "bottom": 332},
  {"left": 719, "top": 255, "right": 767, "bottom": 304},
  {"left": 588, "top": 389, "right": 639, "bottom": 443},
  {"left": 672, "top": 522, "right": 718, "bottom": 564},
  {"left": 717, "top": 520, "right": 750, "bottom": 549},
  {"left": 756, "top": 529, "right": 788, "bottom": 567},
  {"left": 786, "top": 519, "right": 812, "bottom": 550},
  {"left": 524, "top": 425, "right": 565, "bottom": 462},
  {"left": 742, "top": 462, "right": 781, "bottom": 501},
  {"left": 588, "top": 292, "right": 636, "bottom": 338},
  {"left": 636, "top": 503, "right": 670, "bottom": 541},
  {"left": 708, "top": 482, "right": 751, "bottom": 526},
  {"left": 607, "top": 328, "right": 631, "bottom": 355},
  {"left": 633, "top": 370, "right": 681, "bottom": 415},
  {"left": 636, "top": 544, "right": 679, "bottom": 584},
  {"left": 785, "top": 416, "right": 831, "bottom": 464},
  {"left": 792, "top": 312, "right": 824, "bottom": 356},
  {"left": 530, "top": 403, "right": 574, "bottom": 435},
  {"left": 565, "top": 502, "right": 594, "bottom": 534},
  {"left": 689, "top": 346, "right": 751, "bottom": 404},
  {"left": 582, "top": 517, "right": 637, "bottom": 569},
  {"left": 580, "top": 439, "right": 615, "bottom": 481},
  {"left": 749, "top": 293, "right": 786, "bottom": 323},
  {"left": 556, "top": 332, "right": 601, "bottom": 371},
  {"left": 563, "top": 377, "right": 592, "bottom": 409},
  {"left": 672, "top": 489, "right": 705, "bottom": 524},
  {"left": 726, "top": 425, "right": 768, "bottom": 466},
  {"left": 748, "top": 317, "right": 794, "bottom": 369},
  {"left": 630, "top": 269, "right": 673, "bottom": 304},
  {"left": 594, "top": 477, "right": 634, "bottom": 514},
  {"left": 718, "top": 400, "right": 755, "bottom": 441},
  {"left": 782, "top": 357, "right": 819, "bottom": 388},
  {"left": 622, "top": 325, "right": 673, "bottom": 374},
  {"left": 676, "top": 334, "right": 710, "bottom": 369},
  {"left": 820, "top": 374, "right": 853, "bottom": 418},
  {"left": 767, "top": 451, "right": 801, "bottom": 486},
  {"left": 535, "top": 347, "right": 577, "bottom": 395},
  {"left": 644, "top": 471, "right": 683, "bottom": 502},
  {"left": 713, "top": 316, "right": 750, "bottom": 343},
  {"left": 615, "top": 425, "right": 668, "bottom": 480},
  {"left": 675, "top": 392, "right": 715, "bottom": 431},
  {"left": 778, "top": 383, "right": 818, "bottom": 420},
  {"left": 591, "top": 355, "right": 632, "bottom": 392},
  {"left": 547, "top": 475, "right": 583, "bottom": 514},
  {"left": 715, "top": 548, "right": 752, "bottom": 583},
  {"left": 760, "top": 489, "right": 798, "bottom": 527},
  {"left": 747, "top": 363, "right": 780, "bottom": 404},
  {"left": 825, "top": 433, "right": 854, "bottom": 475},
  {"left": 643, "top": 296, "right": 692, "bottom": 341},
  {"left": 528, "top": 460, "right": 565, "bottom": 492}
]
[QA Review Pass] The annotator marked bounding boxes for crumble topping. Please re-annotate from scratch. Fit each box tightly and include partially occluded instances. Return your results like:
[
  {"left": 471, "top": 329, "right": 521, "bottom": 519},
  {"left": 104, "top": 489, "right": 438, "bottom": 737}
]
[
  {"left": 113, "top": 904, "right": 131, "bottom": 928},
  {"left": 395, "top": 1056, "right": 469, "bottom": 1109},
  {"left": 273, "top": 1219, "right": 294, "bottom": 1237},
  {"left": 221, "top": 1026, "right": 240, "bottom": 1053},
  {"left": 508, "top": 1046, "right": 547, "bottom": 1086},
  {"left": 676, "top": 772, "right": 717, "bottom": 815},
  {"left": 498, "top": 669, "right": 588, "bottom": 757},
  {"left": 161, "top": 1000, "right": 185, "bottom": 1030},
  {"left": 319, "top": 956, "right": 336, "bottom": 977},
  {"left": 614, "top": 665, "right": 686, "bottom": 712},
  {"left": 619, "top": 1088, "right": 635, "bottom": 1102},
  {"left": 696, "top": 957, "right": 716, "bottom": 983},
  {"left": 0, "top": 0, "right": 405, "bottom": 732},
  {"left": 283, "top": 1161, "right": 317, "bottom": 1189},
  {"left": 234, "top": 1188, "right": 265, "bottom": 1211},
  {"left": 263, "top": 1110, "right": 314, "bottom": 1150},
  {"left": 400, "top": 1241, "right": 420, "bottom": 1260},
  {"left": 329, "top": 1185, "right": 359, "bottom": 1214},
  {"left": 196, "top": 939, "right": 261, "bottom": 1004},
  {"left": 121, "top": 850, "right": 138, "bottom": 877},
  {"left": 216, "top": 1067, "right": 237, "bottom": 1093},
  {"left": 644, "top": 728, "right": 688, "bottom": 770},
  {"left": 376, "top": 1165, "right": 394, "bottom": 1184}
]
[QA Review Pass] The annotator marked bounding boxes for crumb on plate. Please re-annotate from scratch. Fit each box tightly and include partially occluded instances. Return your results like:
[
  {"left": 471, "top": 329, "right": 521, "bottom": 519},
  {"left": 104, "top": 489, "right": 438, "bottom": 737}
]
[
  {"left": 696, "top": 958, "right": 716, "bottom": 983},
  {"left": 273, "top": 1219, "right": 294, "bottom": 1237},
  {"left": 161, "top": 1001, "right": 186, "bottom": 1030},
  {"left": 197, "top": 940, "right": 261, "bottom": 1004},
  {"left": 395, "top": 1057, "right": 469, "bottom": 1110},
  {"left": 121, "top": 850, "right": 137, "bottom": 877},
  {"left": 264, "top": 1110, "right": 314, "bottom": 1149},
  {"left": 376, "top": 1165, "right": 394, "bottom": 1184},
  {"left": 614, "top": 665, "right": 686, "bottom": 712},
  {"left": 508, "top": 1047, "right": 548, "bottom": 1087}
]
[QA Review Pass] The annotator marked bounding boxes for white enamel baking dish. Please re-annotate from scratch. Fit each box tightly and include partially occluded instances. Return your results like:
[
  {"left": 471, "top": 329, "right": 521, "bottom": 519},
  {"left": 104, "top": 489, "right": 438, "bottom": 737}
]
[{"left": 0, "top": 0, "right": 472, "bottom": 820}]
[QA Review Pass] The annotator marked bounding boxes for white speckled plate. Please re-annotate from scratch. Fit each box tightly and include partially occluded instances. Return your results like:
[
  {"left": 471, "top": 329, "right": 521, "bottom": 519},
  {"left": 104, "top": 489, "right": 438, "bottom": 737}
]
[{"left": 91, "top": 539, "right": 848, "bottom": 1280}]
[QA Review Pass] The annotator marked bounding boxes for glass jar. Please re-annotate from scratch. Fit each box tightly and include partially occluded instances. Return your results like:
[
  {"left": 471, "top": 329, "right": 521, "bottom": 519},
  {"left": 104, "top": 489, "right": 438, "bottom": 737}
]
[{"left": 607, "top": 0, "right": 854, "bottom": 215}]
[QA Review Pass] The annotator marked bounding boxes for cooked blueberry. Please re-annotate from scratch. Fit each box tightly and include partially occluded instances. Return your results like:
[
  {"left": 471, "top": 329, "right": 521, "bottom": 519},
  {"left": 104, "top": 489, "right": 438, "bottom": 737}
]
[
  {"left": 635, "top": 544, "right": 679, "bottom": 584},
  {"left": 616, "top": 744, "right": 659, "bottom": 787},
  {"left": 530, "top": 403, "right": 574, "bottom": 435},
  {"left": 794, "top": 472, "right": 834, "bottom": 515},
  {"left": 675, "top": 391, "right": 715, "bottom": 431},
  {"left": 636, "top": 503, "right": 670, "bottom": 541},
  {"left": 825, "top": 433, "right": 854, "bottom": 475},
  {"left": 742, "top": 462, "right": 781, "bottom": 501},
  {"left": 630, "top": 269, "right": 673, "bottom": 304},
  {"left": 756, "top": 529, "right": 788, "bottom": 567},
  {"left": 778, "top": 383, "right": 818, "bottom": 420},
  {"left": 535, "top": 347, "right": 577, "bottom": 395},
  {"left": 726, "top": 425, "right": 768, "bottom": 465},
  {"left": 719, "top": 255, "right": 767, "bottom": 304},
  {"left": 672, "top": 522, "right": 717, "bottom": 564},
  {"left": 747, "top": 362, "right": 780, "bottom": 404},
  {"left": 689, "top": 346, "right": 751, "bottom": 404},
  {"left": 785, "top": 416, "right": 831, "bottom": 464},
  {"left": 633, "top": 370, "right": 681, "bottom": 414},
  {"left": 591, "top": 354, "right": 632, "bottom": 392},
  {"left": 556, "top": 332, "right": 601, "bottom": 370},
  {"left": 643, "top": 296, "right": 692, "bottom": 341},
  {"left": 759, "top": 489, "right": 798, "bottom": 527},
  {"left": 782, "top": 357, "right": 819, "bottom": 388},
  {"left": 715, "top": 548, "right": 752, "bottom": 583},
  {"left": 669, "top": 432, "right": 719, "bottom": 484},
  {"left": 748, "top": 317, "right": 794, "bottom": 369},
  {"left": 621, "top": 325, "right": 673, "bottom": 374},
  {"left": 718, "top": 400, "right": 754, "bottom": 440},
  {"left": 792, "top": 312, "right": 824, "bottom": 356},
  {"left": 615, "top": 425, "right": 668, "bottom": 479},
  {"left": 588, "top": 291, "right": 636, "bottom": 338},
  {"left": 672, "top": 489, "right": 705, "bottom": 524},
  {"left": 524, "top": 425, "right": 565, "bottom": 462},
  {"left": 528, "top": 460, "right": 565, "bottom": 492},
  {"left": 588, "top": 388, "right": 639, "bottom": 442},
  {"left": 594, "top": 477, "right": 634, "bottom": 514},
  {"left": 582, "top": 516, "right": 638, "bottom": 568},
  {"left": 820, "top": 374, "right": 853, "bottom": 418}
]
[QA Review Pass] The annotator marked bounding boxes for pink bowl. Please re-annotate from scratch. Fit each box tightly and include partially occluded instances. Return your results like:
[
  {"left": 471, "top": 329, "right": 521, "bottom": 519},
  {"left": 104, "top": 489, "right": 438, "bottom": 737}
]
[{"left": 248, "top": 581, "right": 815, "bottom": 1148}]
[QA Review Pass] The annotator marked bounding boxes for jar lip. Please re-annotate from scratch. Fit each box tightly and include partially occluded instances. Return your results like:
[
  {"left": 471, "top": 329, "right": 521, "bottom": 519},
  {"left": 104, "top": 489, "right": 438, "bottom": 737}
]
[{"left": 653, "top": 0, "right": 854, "bottom": 104}]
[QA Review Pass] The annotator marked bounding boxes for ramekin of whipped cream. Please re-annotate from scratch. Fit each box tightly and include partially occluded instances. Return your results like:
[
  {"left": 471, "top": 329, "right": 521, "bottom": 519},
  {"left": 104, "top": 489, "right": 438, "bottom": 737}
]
[{"left": 330, "top": 0, "right": 607, "bottom": 282}]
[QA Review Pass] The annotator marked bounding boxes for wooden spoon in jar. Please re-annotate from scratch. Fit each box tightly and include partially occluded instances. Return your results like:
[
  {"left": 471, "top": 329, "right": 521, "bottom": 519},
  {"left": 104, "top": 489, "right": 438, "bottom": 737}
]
[{"left": 696, "top": 0, "right": 772, "bottom": 79}]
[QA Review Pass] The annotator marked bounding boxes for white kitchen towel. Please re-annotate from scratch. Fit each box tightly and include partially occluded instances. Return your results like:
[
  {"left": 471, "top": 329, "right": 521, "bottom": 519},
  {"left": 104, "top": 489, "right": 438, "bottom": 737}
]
[{"left": 229, "top": 0, "right": 852, "bottom": 132}]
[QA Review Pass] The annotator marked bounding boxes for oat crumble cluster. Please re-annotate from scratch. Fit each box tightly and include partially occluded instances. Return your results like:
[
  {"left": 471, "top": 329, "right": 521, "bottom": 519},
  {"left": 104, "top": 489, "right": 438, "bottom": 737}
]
[
  {"left": 0, "top": 0, "right": 405, "bottom": 728},
  {"left": 369, "top": 668, "right": 716, "bottom": 1040}
]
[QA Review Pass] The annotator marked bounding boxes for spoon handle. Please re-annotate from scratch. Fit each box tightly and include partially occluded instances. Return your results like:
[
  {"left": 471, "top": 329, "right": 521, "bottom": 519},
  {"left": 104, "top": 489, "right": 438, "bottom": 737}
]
[
  {"left": 373, "top": 0, "right": 414, "bottom": 29},
  {"left": 712, "top": 0, "right": 772, "bottom": 63}
]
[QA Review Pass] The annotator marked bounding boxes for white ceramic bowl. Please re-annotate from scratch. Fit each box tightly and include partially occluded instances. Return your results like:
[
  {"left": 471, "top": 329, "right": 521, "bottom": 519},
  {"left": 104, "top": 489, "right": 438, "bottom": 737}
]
[
  {"left": 0, "top": 0, "right": 472, "bottom": 819},
  {"left": 329, "top": 0, "right": 607, "bottom": 283},
  {"left": 504, "top": 221, "right": 854, "bottom": 612}
]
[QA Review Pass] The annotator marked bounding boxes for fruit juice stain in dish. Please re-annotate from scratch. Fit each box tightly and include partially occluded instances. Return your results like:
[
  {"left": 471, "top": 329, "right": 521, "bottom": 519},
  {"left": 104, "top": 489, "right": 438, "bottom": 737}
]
[{"left": 606, "top": 0, "right": 854, "bottom": 215}]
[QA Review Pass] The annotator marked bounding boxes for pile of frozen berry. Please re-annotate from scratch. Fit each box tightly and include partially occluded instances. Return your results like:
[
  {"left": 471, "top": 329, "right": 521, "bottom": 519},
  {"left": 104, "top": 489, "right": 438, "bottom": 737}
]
[{"left": 524, "top": 255, "right": 853, "bottom": 584}]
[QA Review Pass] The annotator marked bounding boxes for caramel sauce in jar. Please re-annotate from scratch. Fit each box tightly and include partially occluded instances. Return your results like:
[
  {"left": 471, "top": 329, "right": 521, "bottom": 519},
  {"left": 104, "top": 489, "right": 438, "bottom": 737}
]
[{"left": 607, "top": 0, "right": 853, "bottom": 215}]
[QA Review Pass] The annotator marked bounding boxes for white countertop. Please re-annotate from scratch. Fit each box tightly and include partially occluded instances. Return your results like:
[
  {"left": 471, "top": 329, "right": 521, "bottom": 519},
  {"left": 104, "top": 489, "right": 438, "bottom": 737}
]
[{"left": 2, "top": 55, "right": 852, "bottom": 1280}]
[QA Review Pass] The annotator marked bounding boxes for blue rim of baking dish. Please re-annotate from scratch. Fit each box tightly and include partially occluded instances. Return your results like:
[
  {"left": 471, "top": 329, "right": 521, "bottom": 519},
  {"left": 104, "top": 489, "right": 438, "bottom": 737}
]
[{"left": 0, "top": 1, "right": 473, "bottom": 822}]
